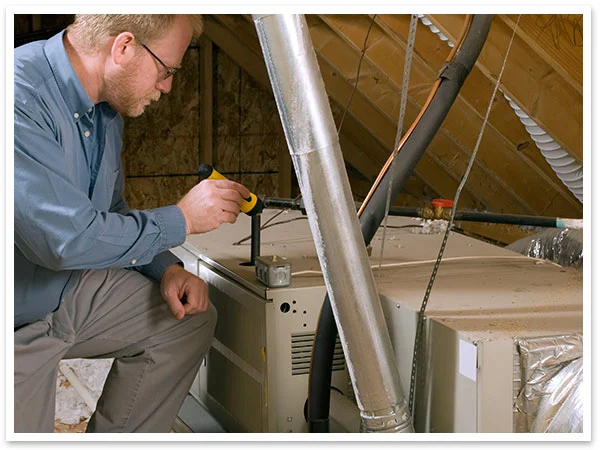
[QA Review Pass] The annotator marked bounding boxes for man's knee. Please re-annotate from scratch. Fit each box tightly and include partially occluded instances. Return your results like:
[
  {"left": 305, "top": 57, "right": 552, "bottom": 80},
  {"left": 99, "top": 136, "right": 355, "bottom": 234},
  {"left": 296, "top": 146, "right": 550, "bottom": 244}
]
[
  {"left": 178, "top": 301, "right": 217, "bottom": 351},
  {"left": 194, "top": 301, "right": 217, "bottom": 341},
  {"left": 205, "top": 301, "right": 217, "bottom": 331}
]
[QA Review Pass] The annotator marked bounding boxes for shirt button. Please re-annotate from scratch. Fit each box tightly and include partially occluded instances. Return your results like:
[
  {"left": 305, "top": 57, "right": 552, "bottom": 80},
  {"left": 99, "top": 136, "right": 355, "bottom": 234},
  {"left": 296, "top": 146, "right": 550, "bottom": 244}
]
[
  {"left": 88, "top": 107, "right": 93, "bottom": 113},
  {"left": 84, "top": 130, "right": 91, "bottom": 138},
  {"left": 73, "top": 112, "right": 79, "bottom": 119},
  {"left": 131, "top": 259, "right": 137, "bottom": 265}
]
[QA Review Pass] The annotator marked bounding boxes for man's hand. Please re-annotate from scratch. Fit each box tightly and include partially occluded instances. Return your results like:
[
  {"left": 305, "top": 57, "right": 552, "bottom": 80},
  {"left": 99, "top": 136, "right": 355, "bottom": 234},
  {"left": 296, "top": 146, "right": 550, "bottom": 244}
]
[
  {"left": 177, "top": 179, "right": 250, "bottom": 235},
  {"left": 160, "top": 264, "right": 210, "bottom": 320}
]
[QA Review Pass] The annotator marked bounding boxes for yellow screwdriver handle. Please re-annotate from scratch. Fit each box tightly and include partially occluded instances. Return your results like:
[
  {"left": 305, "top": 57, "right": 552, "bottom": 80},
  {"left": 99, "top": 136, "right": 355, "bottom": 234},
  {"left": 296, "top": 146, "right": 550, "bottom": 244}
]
[{"left": 197, "top": 164, "right": 263, "bottom": 216}]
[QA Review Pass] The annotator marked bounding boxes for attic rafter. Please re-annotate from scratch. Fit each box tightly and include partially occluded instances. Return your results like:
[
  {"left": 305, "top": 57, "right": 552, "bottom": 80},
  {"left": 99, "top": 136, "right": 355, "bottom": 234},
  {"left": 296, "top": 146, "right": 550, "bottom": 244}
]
[
  {"left": 311, "top": 14, "right": 535, "bottom": 215},
  {"left": 427, "top": 14, "right": 583, "bottom": 165},
  {"left": 359, "top": 14, "right": 582, "bottom": 216},
  {"left": 499, "top": 14, "right": 582, "bottom": 96},
  {"left": 374, "top": 14, "right": 580, "bottom": 209}
]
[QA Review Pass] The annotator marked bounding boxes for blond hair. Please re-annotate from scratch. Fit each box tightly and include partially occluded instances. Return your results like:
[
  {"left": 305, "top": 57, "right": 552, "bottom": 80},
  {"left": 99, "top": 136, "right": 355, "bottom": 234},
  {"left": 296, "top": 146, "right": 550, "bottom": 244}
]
[{"left": 68, "top": 14, "right": 203, "bottom": 51}]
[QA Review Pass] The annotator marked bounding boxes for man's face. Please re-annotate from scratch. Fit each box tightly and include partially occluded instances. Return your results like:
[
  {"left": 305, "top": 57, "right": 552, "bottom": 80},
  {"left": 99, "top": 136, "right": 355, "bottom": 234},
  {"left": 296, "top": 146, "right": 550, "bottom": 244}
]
[
  {"left": 105, "top": 16, "right": 193, "bottom": 117},
  {"left": 104, "top": 55, "right": 162, "bottom": 117}
]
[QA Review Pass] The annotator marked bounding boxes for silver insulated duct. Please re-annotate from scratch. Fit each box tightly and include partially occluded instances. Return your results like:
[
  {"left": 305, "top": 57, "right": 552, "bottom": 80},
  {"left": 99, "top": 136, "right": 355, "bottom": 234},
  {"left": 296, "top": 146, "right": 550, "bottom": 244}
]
[{"left": 253, "top": 14, "right": 413, "bottom": 433}]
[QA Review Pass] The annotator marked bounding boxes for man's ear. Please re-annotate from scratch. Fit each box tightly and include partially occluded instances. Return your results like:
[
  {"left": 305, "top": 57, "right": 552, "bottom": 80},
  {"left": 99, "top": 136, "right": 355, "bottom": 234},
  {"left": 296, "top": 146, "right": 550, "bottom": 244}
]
[{"left": 110, "top": 32, "right": 136, "bottom": 67}]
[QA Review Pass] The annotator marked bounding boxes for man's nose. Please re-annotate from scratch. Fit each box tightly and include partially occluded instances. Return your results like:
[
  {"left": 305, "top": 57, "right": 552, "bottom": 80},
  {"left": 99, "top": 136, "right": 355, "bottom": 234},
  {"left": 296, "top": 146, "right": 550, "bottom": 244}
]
[{"left": 156, "top": 76, "right": 173, "bottom": 94}]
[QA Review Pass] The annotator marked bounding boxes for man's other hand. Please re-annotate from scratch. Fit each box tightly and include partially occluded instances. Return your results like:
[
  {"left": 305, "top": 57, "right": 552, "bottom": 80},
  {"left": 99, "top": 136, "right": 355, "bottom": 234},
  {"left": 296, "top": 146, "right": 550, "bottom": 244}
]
[
  {"left": 160, "top": 264, "right": 209, "bottom": 320},
  {"left": 177, "top": 179, "right": 250, "bottom": 235}
]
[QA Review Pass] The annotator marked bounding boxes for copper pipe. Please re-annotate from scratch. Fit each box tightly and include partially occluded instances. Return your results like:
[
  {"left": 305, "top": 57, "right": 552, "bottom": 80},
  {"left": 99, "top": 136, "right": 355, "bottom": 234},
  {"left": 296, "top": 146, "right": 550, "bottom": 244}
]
[{"left": 357, "top": 15, "right": 473, "bottom": 218}]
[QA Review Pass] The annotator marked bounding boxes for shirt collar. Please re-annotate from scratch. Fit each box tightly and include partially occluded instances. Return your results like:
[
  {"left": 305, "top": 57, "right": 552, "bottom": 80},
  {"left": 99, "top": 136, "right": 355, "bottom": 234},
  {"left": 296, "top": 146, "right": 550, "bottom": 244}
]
[{"left": 43, "top": 30, "right": 95, "bottom": 123}]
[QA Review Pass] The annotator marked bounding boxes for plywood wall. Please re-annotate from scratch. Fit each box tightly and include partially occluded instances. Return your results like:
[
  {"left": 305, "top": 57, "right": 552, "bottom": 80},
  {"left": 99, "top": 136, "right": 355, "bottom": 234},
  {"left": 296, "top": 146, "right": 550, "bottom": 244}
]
[
  {"left": 122, "top": 45, "right": 201, "bottom": 209},
  {"left": 213, "top": 47, "right": 288, "bottom": 198},
  {"left": 124, "top": 42, "right": 289, "bottom": 209}
]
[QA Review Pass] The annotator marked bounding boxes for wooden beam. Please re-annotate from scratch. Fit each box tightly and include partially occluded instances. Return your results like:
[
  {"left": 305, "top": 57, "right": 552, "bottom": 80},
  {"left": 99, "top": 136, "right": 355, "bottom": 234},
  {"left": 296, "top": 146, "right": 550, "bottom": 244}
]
[
  {"left": 322, "top": 14, "right": 582, "bottom": 217},
  {"left": 312, "top": 15, "right": 538, "bottom": 214},
  {"left": 203, "top": 15, "right": 269, "bottom": 87},
  {"left": 500, "top": 14, "right": 582, "bottom": 96},
  {"left": 427, "top": 14, "right": 582, "bottom": 164},
  {"left": 455, "top": 222, "right": 534, "bottom": 246},
  {"left": 375, "top": 13, "right": 577, "bottom": 195},
  {"left": 199, "top": 35, "right": 214, "bottom": 166},
  {"left": 31, "top": 14, "right": 41, "bottom": 30}
]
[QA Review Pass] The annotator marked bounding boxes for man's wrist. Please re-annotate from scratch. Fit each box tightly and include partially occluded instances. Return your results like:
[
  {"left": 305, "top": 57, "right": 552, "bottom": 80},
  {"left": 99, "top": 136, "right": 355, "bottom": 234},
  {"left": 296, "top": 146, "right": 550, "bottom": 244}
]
[
  {"left": 176, "top": 205, "right": 191, "bottom": 235},
  {"left": 164, "top": 262, "right": 185, "bottom": 275}
]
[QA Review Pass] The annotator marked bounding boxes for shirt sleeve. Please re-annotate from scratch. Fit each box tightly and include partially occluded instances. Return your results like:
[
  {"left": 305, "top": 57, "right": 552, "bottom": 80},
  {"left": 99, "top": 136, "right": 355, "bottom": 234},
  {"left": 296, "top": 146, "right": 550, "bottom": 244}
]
[{"left": 14, "top": 102, "right": 187, "bottom": 273}]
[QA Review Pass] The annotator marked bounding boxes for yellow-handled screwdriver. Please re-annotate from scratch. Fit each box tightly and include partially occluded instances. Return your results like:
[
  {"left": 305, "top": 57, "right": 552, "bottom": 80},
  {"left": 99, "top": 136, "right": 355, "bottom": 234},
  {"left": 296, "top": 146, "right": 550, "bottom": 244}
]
[{"left": 197, "top": 164, "right": 264, "bottom": 216}]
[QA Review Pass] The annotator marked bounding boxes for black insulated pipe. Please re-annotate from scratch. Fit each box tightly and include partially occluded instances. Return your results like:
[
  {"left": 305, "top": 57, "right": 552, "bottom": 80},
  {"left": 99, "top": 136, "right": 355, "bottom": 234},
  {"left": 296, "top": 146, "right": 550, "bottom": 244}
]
[
  {"left": 307, "top": 298, "right": 338, "bottom": 433},
  {"left": 307, "top": 14, "right": 494, "bottom": 432},
  {"left": 453, "top": 210, "right": 557, "bottom": 227},
  {"left": 359, "top": 14, "right": 494, "bottom": 247},
  {"left": 260, "top": 197, "right": 565, "bottom": 229}
]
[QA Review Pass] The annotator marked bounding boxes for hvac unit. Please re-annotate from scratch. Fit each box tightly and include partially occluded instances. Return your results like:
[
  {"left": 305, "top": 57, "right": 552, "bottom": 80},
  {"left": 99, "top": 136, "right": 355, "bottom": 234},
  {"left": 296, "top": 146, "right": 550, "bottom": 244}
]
[{"left": 172, "top": 209, "right": 583, "bottom": 433}]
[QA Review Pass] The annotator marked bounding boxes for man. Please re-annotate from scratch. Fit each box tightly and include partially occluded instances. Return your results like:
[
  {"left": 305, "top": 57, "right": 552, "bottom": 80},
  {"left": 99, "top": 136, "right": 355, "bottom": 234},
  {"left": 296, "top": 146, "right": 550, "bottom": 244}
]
[{"left": 14, "top": 14, "right": 250, "bottom": 432}]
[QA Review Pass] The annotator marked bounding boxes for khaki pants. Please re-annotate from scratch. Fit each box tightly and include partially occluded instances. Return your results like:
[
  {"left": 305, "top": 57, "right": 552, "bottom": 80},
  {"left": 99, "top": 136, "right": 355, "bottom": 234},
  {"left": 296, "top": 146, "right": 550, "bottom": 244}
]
[{"left": 14, "top": 268, "right": 217, "bottom": 432}]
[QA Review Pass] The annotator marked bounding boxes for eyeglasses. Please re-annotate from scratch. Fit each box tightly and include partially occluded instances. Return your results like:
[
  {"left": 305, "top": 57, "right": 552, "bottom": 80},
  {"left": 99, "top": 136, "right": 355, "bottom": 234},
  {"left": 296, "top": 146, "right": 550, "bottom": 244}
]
[{"left": 140, "top": 43, "right": 178, "bottom": 80}]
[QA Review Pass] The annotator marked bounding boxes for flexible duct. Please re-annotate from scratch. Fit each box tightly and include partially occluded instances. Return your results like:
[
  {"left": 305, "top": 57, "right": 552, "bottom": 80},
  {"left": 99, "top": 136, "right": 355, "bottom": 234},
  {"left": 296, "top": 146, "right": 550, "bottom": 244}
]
[
  {"left": 506, "top": 228, "right": 583, "bottom": 268},
  {"left": 514, "top": 334, "right": 583, "bottom": 433},
  {"left": 503, "top": 95, "right": 583, "bottom": 203},
  {"left": 253, "top": 14, "right": 413, "bottom": 433}
]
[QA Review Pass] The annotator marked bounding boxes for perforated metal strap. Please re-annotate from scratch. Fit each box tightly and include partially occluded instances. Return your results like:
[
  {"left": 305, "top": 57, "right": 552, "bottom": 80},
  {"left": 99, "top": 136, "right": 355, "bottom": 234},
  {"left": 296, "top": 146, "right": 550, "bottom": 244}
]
[{"left": 377, "top": 14, "right": 419, "bottom": 276}]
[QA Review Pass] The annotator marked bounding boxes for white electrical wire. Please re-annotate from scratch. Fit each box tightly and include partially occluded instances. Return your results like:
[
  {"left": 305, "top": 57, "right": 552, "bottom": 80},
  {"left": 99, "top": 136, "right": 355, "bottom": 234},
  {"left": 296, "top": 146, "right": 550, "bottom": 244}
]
[{"left": 291, "top": 254, "right": 558, "bottom": 276}]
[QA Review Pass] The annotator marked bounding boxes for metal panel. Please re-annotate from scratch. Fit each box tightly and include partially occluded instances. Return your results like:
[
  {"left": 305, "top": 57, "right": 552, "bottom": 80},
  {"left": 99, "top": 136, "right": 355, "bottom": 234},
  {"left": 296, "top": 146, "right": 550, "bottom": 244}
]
[
  {"left": 477, "top": 338, "right": 514, "bottom": 432},
  {"left": 207, "top": 347, "right": 264, "bottom": 432},
  {"left": 417, "top": 322, "right": 478, "bottom": 432},
  {"left": 265, "top": 286, "right": 351, "bottom": 432},
  {"left": 179, "top": 209, "right": 582, "bottom": 433},
  {"left": 197, "top": 261, "right": 269, "bottom": 432}
]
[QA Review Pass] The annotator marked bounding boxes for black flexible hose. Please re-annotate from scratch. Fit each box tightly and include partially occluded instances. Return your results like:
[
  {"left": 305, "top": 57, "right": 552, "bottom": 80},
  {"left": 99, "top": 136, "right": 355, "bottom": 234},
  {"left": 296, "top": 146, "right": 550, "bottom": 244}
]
[
  {"left": 452, "top": 210, "right": 557, "bottom": 227},
  {"left": 360, "top": 14, "right": 494, "bottom": 246},
  {"left": 306, "top": 298, "right": 338, "bottom": 432},
  {"left": 306, "top": 14, "right": 494, "bottom": 432},
  {"left": 261, "top": 198, "right": 563, "bottom": 229}
]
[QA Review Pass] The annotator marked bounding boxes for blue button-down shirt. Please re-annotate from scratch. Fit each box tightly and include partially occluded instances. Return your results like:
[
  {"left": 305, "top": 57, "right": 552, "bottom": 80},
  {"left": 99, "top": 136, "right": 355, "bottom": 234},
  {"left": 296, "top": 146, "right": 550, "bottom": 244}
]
[{"left": 14, "top": 31, "right": 187, "bottom": 328}]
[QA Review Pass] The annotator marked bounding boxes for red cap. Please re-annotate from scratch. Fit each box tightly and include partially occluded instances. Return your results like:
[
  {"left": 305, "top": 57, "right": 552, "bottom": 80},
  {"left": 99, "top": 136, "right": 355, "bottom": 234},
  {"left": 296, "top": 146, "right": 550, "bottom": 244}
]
[{"left": 432, "top": 198, "right": 454, "bottom": 208}]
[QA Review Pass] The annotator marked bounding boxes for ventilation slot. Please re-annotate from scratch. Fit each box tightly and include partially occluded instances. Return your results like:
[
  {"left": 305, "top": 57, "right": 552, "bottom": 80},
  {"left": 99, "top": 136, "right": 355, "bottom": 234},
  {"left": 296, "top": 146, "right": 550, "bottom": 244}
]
[{"left": 291, "top": 332, "right": 345, "bottom": 376}]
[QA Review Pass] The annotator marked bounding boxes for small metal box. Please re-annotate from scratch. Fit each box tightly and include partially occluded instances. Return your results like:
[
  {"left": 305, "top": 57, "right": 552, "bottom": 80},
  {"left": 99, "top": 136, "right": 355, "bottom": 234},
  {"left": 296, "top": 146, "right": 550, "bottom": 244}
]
[{"left": 255, "top": 255, "right": 291, "bottom": 288}]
